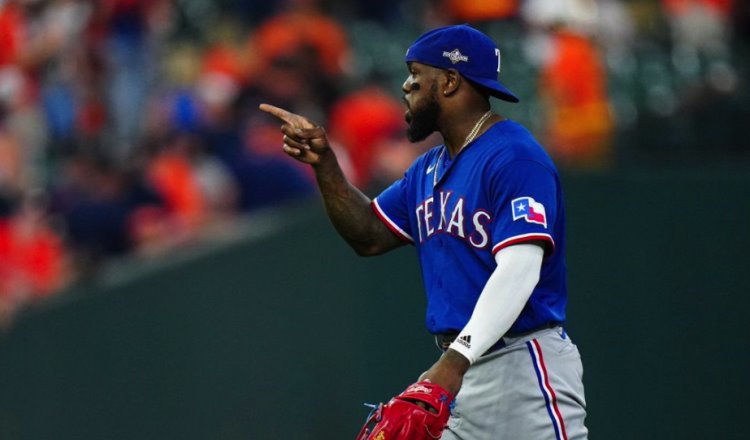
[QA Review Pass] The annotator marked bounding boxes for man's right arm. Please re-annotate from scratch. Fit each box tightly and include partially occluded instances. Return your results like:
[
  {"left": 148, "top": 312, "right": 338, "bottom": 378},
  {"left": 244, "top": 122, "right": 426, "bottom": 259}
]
[
  {"left": 312, "top": 150, "right": 405, "bottom": 256},
  {"left": 259, "top": 103, "right": 405, "bottom": 256}
]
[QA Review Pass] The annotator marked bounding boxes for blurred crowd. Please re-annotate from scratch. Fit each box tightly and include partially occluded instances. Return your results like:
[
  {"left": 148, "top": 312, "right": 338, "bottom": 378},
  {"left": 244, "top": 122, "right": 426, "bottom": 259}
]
[{"left": 0, "top": 0, "right": 748, "bottom": 326}]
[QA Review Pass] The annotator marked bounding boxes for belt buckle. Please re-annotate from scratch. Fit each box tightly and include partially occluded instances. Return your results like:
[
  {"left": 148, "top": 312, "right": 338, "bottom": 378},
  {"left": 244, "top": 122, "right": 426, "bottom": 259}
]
[{"left": 435, "top": 333, "right": 457, "bottom": 351}]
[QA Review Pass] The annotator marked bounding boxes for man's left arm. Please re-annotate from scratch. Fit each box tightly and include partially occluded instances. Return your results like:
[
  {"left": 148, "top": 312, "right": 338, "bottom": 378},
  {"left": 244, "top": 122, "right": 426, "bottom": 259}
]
[{"left": 420, "top": 242, "right": 545, "bottom": 396}]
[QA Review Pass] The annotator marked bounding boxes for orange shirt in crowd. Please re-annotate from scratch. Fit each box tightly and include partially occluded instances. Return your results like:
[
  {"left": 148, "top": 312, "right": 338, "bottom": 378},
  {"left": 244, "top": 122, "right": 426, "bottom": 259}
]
[
  {"left": 202, "top": 43, "right": 247, "bottom": 85},
  {"left": 147, "top": 151, "right": 206, "bottom": 233},
  {"left": 661, "top": 0, "right": 733, "bottom": 16},
  {"left": 0, "top": 2, "right": 25, "bottom": 67},
  {"left": 444, "top": 0, "right": 519, "bottom": 21},
  {"left": 249, "top": 10, "right": 350, "bottom": 79},
  {"left": 0, "top": 217, "right": 66, "bottom": 298},
  {"left": 539, "top": 30, "right": 613, "bottom": 167},
  {"left": 328, "top": 87, "right": 405, "bottom": 188},
  {"left": 0, "top": 219, "right": 13, "bottom": 296}
]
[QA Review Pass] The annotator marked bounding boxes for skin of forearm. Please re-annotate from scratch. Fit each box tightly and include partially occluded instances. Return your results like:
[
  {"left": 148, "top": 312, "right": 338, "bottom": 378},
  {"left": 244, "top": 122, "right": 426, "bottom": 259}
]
[{"left": 313, "top": 153, "right": 395, "bottom": 256}]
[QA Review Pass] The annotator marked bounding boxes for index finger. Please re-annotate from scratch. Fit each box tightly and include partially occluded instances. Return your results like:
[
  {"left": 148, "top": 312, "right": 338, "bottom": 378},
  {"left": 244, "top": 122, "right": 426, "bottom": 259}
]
[
  {"left": 258, "top": 103, "right": 295, "bottom": 124},
  {"left": 259, "top": 103, "right": 316, "bottom": 130}
]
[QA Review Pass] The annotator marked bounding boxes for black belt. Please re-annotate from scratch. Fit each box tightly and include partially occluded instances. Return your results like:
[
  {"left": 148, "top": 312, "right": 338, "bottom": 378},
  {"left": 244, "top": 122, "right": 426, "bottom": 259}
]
[{"left": 434, "top": 323, "right": 561, "bottom": 356}]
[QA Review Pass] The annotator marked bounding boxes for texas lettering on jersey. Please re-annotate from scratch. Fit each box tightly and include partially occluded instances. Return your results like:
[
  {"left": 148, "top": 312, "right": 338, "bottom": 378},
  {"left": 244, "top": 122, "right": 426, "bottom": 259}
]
[
  {"left": 372, "top": 120, "right": 567, "bottom": 335},
  {"left": 414, "top": 190, "right": 492, "bottom": 249}
]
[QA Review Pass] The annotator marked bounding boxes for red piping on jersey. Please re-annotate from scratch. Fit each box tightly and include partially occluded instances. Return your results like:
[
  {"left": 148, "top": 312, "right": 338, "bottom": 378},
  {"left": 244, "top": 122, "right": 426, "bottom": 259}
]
[
  {"left": 371, "top": 199, "right": 414, "bottom": 243},
  {"left": 492, "top": 233, "right": 555, "bottom": 255}
]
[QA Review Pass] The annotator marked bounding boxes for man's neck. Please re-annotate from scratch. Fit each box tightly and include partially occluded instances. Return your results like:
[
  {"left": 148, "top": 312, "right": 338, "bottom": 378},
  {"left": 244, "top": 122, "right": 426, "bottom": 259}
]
[{"left": 441, "top": 110, "right": 496, "bottom": 158}]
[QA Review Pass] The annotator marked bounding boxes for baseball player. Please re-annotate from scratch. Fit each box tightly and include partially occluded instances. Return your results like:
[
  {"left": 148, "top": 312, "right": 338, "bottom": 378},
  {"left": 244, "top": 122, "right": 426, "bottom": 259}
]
[{"left": 261, "top": 24, "right": 587, "bottom": 439}]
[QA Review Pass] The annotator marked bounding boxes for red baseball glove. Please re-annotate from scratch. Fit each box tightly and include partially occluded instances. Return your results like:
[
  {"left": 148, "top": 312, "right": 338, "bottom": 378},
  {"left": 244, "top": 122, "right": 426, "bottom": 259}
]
[{"left": 356, "top": 381, "right": 454, "bottom": 440}]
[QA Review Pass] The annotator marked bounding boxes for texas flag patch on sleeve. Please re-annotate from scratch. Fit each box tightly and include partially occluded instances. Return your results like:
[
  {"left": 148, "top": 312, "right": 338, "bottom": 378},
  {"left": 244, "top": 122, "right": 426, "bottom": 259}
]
[{"left": 511, "top": 196, "right": 547, "bottom": 228}]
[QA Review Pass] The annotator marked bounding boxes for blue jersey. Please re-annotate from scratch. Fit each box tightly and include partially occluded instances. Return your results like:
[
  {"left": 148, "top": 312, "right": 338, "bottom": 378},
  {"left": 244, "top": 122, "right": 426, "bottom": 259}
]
[{"left": 372, "top": 120, "right": 567, "bottom": 335}]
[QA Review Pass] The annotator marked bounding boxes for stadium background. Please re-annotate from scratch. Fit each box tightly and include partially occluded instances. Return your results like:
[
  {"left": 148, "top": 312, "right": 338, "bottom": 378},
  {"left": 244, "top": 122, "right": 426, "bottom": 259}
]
[{"left": 0, "top": 0, "right": 748, "bottom": 438}]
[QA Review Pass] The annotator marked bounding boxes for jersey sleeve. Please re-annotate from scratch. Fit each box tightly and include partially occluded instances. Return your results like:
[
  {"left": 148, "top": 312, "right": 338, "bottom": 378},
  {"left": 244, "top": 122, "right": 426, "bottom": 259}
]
[
  {"left": 489, "top": 160, "right": 559, "bottom": 255},
  {"left": 371, "top": 171, "right": 414, "bottom": 243}
]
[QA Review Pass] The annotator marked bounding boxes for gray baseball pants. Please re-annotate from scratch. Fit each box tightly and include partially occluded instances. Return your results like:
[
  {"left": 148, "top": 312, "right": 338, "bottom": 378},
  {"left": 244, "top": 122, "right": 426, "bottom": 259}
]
[{"left": 441, "top": 326, "right": 588, "bottom": 440}]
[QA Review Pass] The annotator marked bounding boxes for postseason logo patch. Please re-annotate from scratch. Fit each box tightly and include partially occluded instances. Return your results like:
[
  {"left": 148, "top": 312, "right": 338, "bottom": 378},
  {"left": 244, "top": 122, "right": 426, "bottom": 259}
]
[
  {"left": 443, "top": 48, "right": 469, "bottom": 64},
  {"left": 511, "top": 197, "right": 547, "bottom": 228}
]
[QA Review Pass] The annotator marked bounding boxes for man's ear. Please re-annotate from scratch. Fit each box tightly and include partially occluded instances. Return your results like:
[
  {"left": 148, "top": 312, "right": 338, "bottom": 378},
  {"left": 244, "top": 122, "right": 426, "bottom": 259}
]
[{"left": 441, "top": 69, "right": 462, "bottom": 97}]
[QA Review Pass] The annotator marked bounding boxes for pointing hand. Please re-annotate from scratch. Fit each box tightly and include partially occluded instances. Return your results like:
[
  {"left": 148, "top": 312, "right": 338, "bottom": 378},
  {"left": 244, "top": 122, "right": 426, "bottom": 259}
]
[{"left": 259, "top": 103, "right": 331, "bottom": 165}]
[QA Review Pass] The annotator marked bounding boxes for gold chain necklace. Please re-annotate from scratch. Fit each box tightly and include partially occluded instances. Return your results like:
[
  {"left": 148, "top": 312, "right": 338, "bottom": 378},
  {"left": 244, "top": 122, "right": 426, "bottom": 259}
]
[{"left": 433, "top": 110, "right": 493, "bottom": 187}]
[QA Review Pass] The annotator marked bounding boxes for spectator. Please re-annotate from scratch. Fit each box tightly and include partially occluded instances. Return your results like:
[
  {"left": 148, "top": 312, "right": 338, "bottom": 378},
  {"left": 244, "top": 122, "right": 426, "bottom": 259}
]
[
  {"left": 145, "top": 137, "right": 208, "bottom": 237},
  {"left": 246, "top": 0, "right": 351, "bottom": 117},
  {"left": 442, "top": 0, "right": 520, "bottom": 22},
  {"left": 208, "top": 117, "right": 315, "bottom": 212},
  {"left": 327, "top": 85, "right": 407, "bottom": 190},
  {"left": 662, "top": 0, "right": 733, "bottom": 57},
  {"left": 0, "top": 1, "right": 50, "bottom": 187},
  {"left": 99, "top": 0, "right": 174, "bottom": 159},
  {"left": 49, "top": 151, "right": 165, "bottom": 276},
  {"left": 523, "top": 0, "right": 614, "bottom": 169},
  {"left": 0, "top": 191, "right": 68, "bottom": 328}
]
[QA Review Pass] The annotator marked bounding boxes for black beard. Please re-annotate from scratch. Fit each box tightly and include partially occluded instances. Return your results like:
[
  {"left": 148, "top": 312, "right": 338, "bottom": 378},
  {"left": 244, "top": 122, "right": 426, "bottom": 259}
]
[{"left": 406, "top": 84, "right": 441, "bottom": 142}]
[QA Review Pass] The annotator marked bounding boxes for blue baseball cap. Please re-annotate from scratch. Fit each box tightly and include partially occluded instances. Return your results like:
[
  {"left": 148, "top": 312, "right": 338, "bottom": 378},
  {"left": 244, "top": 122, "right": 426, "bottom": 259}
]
[{"left": 405, "top": 24, "right": 519, "bottom": 103}]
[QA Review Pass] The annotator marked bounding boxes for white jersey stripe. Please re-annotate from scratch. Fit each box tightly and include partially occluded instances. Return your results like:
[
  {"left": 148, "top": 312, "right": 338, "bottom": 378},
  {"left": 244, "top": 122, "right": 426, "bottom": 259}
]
[
  {"left": 492, "top": 233, "right": 554, "bottom": 255},
  {"left": 372, "top": 198, "right": 414, "bottom": 243}
]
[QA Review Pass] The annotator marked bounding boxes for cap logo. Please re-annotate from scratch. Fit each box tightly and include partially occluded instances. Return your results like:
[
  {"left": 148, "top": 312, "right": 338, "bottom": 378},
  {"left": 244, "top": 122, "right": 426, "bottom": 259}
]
[{"left": 442, "top": 49, "right": 469, "bottom": 64}]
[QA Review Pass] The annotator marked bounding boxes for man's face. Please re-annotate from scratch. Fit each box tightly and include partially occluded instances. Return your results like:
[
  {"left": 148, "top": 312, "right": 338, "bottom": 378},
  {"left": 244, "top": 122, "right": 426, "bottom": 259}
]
[{"left": 402, "top": 63, "right": 442, "bottom": 143}]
